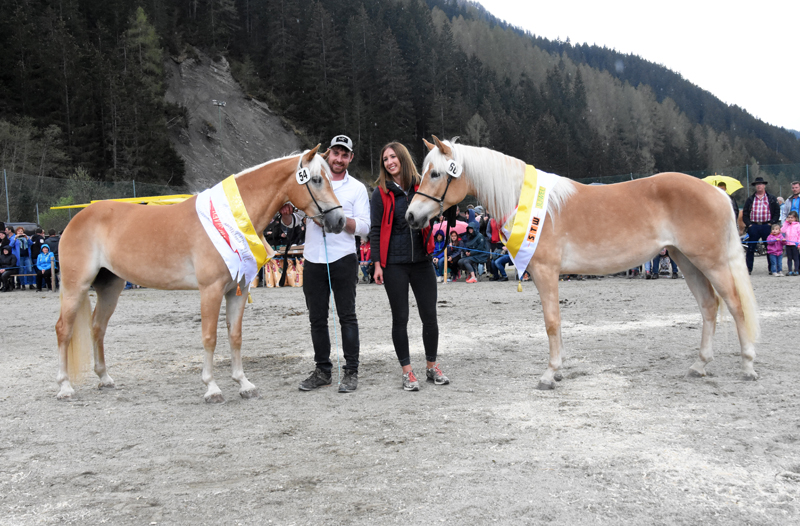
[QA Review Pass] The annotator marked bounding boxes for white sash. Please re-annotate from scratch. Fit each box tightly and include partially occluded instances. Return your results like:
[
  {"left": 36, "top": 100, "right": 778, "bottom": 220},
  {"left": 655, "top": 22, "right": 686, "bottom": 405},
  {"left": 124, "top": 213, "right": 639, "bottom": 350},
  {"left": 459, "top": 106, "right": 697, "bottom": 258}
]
[
  {"left": 500, "top": 165, "right": 560, "bottom": 275},
  {"left": 196, "top": 176, "right": 273, "bottom": 285}
]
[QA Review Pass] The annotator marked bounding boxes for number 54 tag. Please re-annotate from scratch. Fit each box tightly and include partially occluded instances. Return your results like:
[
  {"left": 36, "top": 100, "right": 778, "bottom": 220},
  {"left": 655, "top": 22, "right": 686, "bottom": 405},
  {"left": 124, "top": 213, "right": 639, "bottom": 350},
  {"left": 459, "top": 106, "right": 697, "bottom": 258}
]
[
  {"left": 296, "top": 167, "right": 311, "bottom": 185},
  {"left": 446, "top": 160, "right": 463, "bottom": 178}
]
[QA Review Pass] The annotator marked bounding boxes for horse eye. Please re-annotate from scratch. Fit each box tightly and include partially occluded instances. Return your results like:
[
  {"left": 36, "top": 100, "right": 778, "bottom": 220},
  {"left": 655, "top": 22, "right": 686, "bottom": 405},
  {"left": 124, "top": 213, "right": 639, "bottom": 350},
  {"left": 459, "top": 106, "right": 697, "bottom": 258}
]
[
  {"left": 431, "top": 171, "right": 440, "bottom": 179},
  {"left": 312, "top": 175, "right": 323, "bottom": 185}
]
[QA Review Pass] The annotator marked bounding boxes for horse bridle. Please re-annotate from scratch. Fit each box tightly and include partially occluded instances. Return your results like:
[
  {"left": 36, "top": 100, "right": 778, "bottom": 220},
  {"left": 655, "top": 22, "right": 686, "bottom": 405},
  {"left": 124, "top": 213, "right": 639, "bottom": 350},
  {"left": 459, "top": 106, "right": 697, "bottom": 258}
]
[
  {"left": 301, "top": 171, "right": 342, "bottom": 222},
  {"left": 415, "top": 173, "right": 455, "bottom": 217}
]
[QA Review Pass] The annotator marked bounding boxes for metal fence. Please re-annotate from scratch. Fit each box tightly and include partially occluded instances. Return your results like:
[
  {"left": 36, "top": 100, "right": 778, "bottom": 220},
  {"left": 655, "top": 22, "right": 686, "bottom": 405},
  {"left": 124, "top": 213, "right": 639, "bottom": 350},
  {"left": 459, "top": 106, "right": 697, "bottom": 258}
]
[
  {"left": 1, "top": 170, "right": 185, "bottom": 232},
  {"left": 3, "top": 163, "right": 800, "bottom": 231}
]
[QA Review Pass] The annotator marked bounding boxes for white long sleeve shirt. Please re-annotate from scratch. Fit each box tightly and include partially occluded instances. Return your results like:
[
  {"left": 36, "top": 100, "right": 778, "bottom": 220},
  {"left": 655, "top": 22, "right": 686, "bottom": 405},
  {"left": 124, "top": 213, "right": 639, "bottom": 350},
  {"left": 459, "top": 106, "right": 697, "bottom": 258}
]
[{"left": 301, "top": 172, "right": 370, "bottom": 264}]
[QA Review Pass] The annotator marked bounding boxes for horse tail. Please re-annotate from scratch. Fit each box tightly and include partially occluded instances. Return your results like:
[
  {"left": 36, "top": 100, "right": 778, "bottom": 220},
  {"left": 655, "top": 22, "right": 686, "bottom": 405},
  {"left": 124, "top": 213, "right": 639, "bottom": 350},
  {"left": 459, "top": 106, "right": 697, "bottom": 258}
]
[
  {"left": 723, "top": 219, "right": 760, "bottom": 342},
  {"left": 62, "top": 289, "right": 93, "bottom": 382}
]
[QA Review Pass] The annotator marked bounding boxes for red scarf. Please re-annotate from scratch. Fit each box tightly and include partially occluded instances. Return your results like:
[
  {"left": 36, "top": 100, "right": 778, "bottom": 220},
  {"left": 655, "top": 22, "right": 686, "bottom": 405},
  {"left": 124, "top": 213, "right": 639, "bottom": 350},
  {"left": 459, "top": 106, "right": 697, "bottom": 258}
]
[{"left": 379, "top": 185, "right": 434, "bottom": 268}]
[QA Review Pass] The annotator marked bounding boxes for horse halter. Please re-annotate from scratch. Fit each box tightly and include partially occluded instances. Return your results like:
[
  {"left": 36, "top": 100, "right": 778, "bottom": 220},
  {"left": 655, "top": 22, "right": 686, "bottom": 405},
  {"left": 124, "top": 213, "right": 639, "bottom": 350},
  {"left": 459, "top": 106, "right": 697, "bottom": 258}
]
[
  {"left": 296, "top": 165, "right": 343, "bottom": 221},
  {"left": 415, "top": 174, "right": 455, "bottom": 217}
]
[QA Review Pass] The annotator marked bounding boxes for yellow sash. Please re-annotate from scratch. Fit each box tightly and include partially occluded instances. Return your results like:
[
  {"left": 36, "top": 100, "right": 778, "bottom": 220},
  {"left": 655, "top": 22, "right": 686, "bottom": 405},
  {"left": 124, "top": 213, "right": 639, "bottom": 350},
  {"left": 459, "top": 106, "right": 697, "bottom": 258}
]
[{"left": 221, "top": 176, "right": 271, "bottom": 269}]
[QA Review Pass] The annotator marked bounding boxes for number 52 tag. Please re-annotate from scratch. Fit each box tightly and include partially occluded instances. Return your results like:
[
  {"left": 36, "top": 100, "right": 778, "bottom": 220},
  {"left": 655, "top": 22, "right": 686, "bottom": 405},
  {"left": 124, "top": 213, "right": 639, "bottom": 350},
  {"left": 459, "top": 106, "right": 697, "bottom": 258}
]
[
  {"left": 296, "top": 167, "right": 311, "bottom": 185},
  {"left": 446, "top": 160, "right": 463, "bottom": 178}
]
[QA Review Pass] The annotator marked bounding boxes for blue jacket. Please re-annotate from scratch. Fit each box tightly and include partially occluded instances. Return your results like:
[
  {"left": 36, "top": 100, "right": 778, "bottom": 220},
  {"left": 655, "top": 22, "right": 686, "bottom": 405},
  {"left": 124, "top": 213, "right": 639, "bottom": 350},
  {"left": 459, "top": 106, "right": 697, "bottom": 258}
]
[
  {"left": 463, "top": 222, "right": 489, "bottom": 263},
  {"left": 36, "top": 244, "right": 55, "bottom": 271},
  {"left": 432, "top": 233, "right": 447, "bottom": 259}
]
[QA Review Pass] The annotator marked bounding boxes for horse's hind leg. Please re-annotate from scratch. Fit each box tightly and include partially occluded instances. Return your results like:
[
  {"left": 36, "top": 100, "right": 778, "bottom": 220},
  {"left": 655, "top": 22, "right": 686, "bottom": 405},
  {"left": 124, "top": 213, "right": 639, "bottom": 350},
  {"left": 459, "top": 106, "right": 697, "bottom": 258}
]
[
  {"left": 55, "top": 288, "right": 90, "bottom": 399},
  {"left": 668, "top": 250, "right": 718, "bottom": 377},
  {"left": 90, "top": 272, "right": 126, "bottom": 389},
  {"left": 225, "top": 284, "right": 259, "bottom": 399},
  {"left": 531, "top": 266, "right": 564, "bottom": 390}
]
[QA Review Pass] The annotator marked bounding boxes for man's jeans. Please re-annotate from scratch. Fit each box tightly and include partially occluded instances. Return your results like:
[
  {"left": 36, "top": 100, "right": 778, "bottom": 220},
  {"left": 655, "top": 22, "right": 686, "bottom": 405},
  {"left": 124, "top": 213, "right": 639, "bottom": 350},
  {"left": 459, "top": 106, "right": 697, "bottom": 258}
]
[{"left": 302, "top": 254, "right": 360, "bottom": 373}]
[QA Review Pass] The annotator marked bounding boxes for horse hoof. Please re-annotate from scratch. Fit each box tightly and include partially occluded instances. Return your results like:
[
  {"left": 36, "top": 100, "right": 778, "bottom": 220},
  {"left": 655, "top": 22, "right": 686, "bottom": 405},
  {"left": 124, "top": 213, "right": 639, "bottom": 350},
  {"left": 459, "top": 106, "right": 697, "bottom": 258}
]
[
  {"left": 97, "top": 381, "right": 116, "bottom": 390},
  {"left": 204, "top": 392, "right": 225, "bottom": 404},
  {"left": 687, "top": 369, "right": 706, "bottom": 378},
  {"left": 536, "top": 380, "right": 556, "bottom": 390},
  {"left": 56, "top": 390, "right": 74, "bottom": 401},
  {"left": 742, "top": 372, "right": 758, "bottom": 381},
  {"left": 240, "top": 388, "right": 260, "bottom": 399},
  {"left": 554, "top": 372, "right": 563, "bottom": 382}
]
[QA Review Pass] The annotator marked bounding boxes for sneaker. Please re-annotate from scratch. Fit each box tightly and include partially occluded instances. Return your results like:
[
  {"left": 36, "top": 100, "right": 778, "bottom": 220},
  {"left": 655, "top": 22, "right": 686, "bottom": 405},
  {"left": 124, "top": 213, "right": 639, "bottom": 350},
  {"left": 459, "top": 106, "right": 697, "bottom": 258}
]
[
  {"left": 466, "top": 276, "right": 477, "bottom": 283},
  {"left": 499, "top": 276, "right": 508, "bottom": 282},
  {"left": 338, "top": 370, "right": 358, "bottom": 393},
  {"left": 426, "top": 364, "right": 450, "bottom": 385},
  {"left": 299, "top": 368, "right": 332, "bottom": 391},
  {"left": 402, "top": 370, "right": 420, "bottom": 391},
  {"left": 672, "top": 273, "right": 679, "bottom": 279},
  {"left": 436, "top": 276, "right": 443, "bottom": 283}
]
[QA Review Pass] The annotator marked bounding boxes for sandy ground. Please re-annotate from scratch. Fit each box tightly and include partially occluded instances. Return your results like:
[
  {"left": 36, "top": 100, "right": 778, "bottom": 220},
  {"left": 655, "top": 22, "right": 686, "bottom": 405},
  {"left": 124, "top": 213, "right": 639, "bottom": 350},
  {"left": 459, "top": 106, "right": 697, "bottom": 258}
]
[{"left": 1, "top": 263, "right": 799, "bottom": 525}]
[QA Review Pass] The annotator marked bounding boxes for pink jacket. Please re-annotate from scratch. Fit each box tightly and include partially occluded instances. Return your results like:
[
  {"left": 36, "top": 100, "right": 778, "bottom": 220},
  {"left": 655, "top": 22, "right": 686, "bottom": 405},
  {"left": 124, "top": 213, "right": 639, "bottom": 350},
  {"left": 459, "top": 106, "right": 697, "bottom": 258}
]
[
  {"left": 781, "top": 222, "right": 800, "bottom": 247},
  {"left": 767, "top": 234, "right": 785, "bottom": 255}
]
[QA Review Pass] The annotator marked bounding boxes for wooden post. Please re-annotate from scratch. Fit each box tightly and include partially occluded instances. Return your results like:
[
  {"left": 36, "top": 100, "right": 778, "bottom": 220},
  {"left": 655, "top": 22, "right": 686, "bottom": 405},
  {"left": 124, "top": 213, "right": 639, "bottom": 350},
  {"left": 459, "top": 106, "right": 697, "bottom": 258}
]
[
  {"left": 51, "top": 254, "right": 57, "bottom": 292},
  {"left": 443, "top": 246, "right": 448, "bottom": 283}
]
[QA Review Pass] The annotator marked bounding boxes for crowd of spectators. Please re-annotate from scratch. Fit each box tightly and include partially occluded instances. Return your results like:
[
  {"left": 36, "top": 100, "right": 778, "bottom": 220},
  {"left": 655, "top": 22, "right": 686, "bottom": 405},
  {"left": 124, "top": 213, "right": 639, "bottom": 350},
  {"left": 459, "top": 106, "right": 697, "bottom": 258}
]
[{"left": 0, "top": 223, "right": 61, "bottom": 291}]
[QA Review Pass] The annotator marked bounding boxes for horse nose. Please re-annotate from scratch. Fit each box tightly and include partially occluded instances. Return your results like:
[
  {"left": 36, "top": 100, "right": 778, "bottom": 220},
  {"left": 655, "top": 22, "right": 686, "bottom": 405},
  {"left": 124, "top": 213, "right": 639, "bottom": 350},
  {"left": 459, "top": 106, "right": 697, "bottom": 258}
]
[{"left": 407, "top": 211, "right": 416, "bottom": 227}]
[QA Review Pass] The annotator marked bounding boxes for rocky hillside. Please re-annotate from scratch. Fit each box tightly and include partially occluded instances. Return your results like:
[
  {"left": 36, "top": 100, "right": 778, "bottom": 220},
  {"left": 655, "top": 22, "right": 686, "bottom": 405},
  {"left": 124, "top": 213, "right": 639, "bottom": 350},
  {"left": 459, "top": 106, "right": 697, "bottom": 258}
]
[{"left": 165, "top": 49, "right": 301, "bottom": 191}]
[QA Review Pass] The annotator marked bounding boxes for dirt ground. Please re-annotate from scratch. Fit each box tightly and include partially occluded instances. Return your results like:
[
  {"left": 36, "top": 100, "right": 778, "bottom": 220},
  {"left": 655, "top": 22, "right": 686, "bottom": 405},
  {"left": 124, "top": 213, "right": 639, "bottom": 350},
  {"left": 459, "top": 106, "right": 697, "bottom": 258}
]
[{"left": 1, "top": 263, "right": 798, "bottom": 525}]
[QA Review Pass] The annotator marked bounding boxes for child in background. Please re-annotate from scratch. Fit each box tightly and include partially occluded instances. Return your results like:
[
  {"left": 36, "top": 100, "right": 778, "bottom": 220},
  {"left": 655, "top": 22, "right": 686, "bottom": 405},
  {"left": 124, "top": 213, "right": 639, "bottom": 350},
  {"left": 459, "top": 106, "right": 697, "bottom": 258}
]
[
  {"left": 781, "top": 211, "right": 800, "bottom": 275},
  {"left": 766, "top": 224, "right": 785, "bottom": 276},
  {"left": 358, "top": 238, "right": 373, "bottom": 283}
]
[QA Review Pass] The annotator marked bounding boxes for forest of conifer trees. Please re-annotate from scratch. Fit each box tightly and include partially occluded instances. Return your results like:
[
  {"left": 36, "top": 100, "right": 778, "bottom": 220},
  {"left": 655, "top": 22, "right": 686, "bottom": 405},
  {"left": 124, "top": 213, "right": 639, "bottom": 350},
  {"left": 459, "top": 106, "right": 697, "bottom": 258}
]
[{"left": 1, "top": 0, "right": 798, "bottom": 186}]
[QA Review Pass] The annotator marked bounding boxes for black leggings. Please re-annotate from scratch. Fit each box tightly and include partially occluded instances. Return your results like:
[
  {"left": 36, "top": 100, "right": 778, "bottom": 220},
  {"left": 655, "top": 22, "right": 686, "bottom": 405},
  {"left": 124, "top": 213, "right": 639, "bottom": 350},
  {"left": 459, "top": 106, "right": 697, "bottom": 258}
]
[
  {"left": 786, "top": 245, "right": 800, "bottom": 273},
  {"left": 382, "top": 261, "right": 438, "bottom": 366}
]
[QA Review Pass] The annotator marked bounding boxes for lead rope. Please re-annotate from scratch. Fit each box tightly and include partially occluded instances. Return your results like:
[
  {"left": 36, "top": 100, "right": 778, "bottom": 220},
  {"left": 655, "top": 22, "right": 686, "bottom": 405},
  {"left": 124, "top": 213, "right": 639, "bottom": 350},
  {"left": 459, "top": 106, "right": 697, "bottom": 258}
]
[{"left": 322, "top": 229, "right": 342, "bottom": 386}]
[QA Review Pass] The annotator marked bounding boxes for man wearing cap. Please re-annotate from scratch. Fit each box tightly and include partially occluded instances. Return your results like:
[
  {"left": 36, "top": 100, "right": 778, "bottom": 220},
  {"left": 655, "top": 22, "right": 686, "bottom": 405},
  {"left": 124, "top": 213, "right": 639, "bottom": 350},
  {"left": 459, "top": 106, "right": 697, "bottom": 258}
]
[
  {"left": 742, "top": 176, "right": 780, "bottom": 274},
  {"left": 280, "top": 135, "right": 370, "bottom": 393}
]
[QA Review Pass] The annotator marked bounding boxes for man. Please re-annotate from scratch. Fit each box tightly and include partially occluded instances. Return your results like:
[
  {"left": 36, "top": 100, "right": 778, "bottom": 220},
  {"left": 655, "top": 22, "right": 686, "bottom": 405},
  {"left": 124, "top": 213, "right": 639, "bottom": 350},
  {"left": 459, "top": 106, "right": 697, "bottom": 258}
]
[
  {"left": 281, "top": 135, "right": 370, "bottom": 393},
  {"left": 783, "top": 181, "right": 800, "bottom": 220},
  {"left": 742, "top": 176, "right": 780, "bottom": 274}
]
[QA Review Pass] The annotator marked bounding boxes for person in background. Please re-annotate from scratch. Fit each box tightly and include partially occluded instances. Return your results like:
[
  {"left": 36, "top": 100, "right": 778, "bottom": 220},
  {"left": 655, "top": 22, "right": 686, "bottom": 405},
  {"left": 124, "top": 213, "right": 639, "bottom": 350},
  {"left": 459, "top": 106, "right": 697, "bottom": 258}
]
[
  {"left": 783, "top": 181, "right": 800, "bottom": 221},
  {"left": 431, "top": 231, "right": 447, "bottom": 283},
  {"left": 651, "top": 248, "right": 680, "bottom": 279},
  {"left": 0, "top": 244, "right": 18, "bottom": 291},
  {"left": 30, "top": 228, "right": 46, "bottom": 263},
  {"left": 458, "top": 222, "right": 489, "bottom": 283},
  {"left": 766, "top": 223, "right": 785, "bottom": 277},
  {"left": 489, "top": 245, "right": 510, "bottom": 282},
  {"left": 35, "top": 243, "right": 57, "bottom": 291},
  {"left": 13, "top": 226, "right": 34, "bottom": 289},
  {"left": 370, "top": 141, "right": 448, "bottom": 391},
  {"left": 781, "top": 211, "right": 800, "bottom": 276},
  {"left": 287, "top": 134, "right": 370, "bottom": 394},
  {"left": 358, "top": 237, "right": 373, "bottom": 283},
  {"left": 742, "top": 177, "right": 780, "bottom": 274},
  {"left": 717, "top": 182, "right": 739, "bottom": 221},
  {"left": 442, "top": 229, "right": 464, "bottom": 282},
  {"left": 777, "top": 197, "right": 787, "bottom": 224},
  {"left": 44, "top": 229, "right": 60, "bottom": 257}
]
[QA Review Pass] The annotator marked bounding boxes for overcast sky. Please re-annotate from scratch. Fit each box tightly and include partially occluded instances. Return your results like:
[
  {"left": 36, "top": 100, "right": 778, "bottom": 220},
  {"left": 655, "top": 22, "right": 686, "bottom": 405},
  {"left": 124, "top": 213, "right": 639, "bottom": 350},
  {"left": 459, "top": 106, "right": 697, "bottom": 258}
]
[{"left": 476, "top": 0, "right": 799, "bottom": 132}]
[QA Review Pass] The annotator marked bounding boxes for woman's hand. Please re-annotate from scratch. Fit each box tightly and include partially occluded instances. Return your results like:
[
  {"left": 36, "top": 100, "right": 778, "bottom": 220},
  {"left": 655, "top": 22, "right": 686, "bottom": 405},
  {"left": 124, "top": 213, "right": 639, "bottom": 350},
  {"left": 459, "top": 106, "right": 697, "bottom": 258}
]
[{"left": 373, "top": 265, "right": 384, "bottom": 285}]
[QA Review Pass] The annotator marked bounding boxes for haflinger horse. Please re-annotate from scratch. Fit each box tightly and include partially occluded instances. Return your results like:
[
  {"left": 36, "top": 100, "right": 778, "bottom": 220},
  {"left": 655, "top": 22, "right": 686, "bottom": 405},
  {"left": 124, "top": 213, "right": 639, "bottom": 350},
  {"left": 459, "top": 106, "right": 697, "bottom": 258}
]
[
  {"left": 406, "top": 136, "right": 759, "bottom": 390},
  {"left": 55, "top": 146, "right": 346, "bottom": 402}
]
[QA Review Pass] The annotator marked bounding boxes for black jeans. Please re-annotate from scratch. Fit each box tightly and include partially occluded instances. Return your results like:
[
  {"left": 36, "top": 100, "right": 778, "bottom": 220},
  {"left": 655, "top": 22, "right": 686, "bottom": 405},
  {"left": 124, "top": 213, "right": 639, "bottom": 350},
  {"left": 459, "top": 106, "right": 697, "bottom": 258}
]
[
  {"left": 382, "top": 261, "right": 438, "bottom": 366},
  {"left": 302, "top": 254, "right": 359, "bottom": 373}
]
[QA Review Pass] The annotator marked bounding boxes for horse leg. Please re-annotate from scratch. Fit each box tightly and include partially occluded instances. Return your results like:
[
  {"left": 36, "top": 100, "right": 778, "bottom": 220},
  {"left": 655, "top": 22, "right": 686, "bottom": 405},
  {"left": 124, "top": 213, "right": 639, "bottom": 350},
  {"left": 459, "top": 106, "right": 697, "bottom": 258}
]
[
  {"left": 90, "top": 274, "right": 126, "bottom": 389},
  {"left": 531, "top": 267, "right": 564, "bottom": 390},
  {"left": 224, "top": 285, "right": 259, "bottom": 399},
  {"left": 200, "top": 285, "right": 226, "bottom": 403},
  {"left": 692, "top": 258, "right": 758, "bottom": 381},
  {"left": 667, "top": 250, "right": 718, "bottom": 377}
]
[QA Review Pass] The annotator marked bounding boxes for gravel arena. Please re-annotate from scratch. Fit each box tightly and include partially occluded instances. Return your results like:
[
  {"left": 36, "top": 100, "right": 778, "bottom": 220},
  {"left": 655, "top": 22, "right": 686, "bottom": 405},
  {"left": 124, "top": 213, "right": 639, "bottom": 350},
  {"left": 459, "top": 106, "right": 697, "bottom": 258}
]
[{"left": 1, "top": 266, "right": 799, "bottom": 525}]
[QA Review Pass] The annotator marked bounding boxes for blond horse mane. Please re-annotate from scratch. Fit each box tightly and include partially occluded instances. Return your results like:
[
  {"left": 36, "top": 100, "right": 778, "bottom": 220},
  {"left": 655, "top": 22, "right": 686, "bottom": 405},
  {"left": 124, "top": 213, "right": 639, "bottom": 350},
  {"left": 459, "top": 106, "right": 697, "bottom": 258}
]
[
  {"left": 425, "top": 139, "right": 577, "bottom": 221},
  {"left": 234, "top": 150, "right": 332, "bottom": 181}
]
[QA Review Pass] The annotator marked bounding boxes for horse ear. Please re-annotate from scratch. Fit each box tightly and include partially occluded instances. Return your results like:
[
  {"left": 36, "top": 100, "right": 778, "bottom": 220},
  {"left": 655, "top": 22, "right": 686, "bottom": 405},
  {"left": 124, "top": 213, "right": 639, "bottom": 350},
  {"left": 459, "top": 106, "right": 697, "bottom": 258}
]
[
  {"left": 321, "top": 148, "right": 331, "bottom": 161},
  {"left": 303, "top": 144, "right": 321, "bottom": 164},
  {"left": 423, "top": 138, "right": 435, "bottom": 151},
  {"left": 432, "top": 135, "right": 451, "bottom": 156}
]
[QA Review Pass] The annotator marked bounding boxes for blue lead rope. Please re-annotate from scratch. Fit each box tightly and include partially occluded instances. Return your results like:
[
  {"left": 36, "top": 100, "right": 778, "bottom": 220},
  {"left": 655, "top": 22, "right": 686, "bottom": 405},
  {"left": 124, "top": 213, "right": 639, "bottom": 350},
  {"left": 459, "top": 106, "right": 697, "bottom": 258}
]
[{"left": 322, "top": 230, "right": 342, "bottom": 386}]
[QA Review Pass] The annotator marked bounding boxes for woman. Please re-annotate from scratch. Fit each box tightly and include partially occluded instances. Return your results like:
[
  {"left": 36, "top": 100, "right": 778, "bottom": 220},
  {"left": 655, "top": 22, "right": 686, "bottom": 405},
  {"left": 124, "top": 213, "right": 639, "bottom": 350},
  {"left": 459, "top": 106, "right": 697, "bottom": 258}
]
[
  {"left": 35, "top": 243, "right": 57, "bottom": 291},
  {"left": 439, "top": 230, "right": 464, "bottom": 282},
  {"left": 370, "top": 142, "right": 449, "bottom": 391}
]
